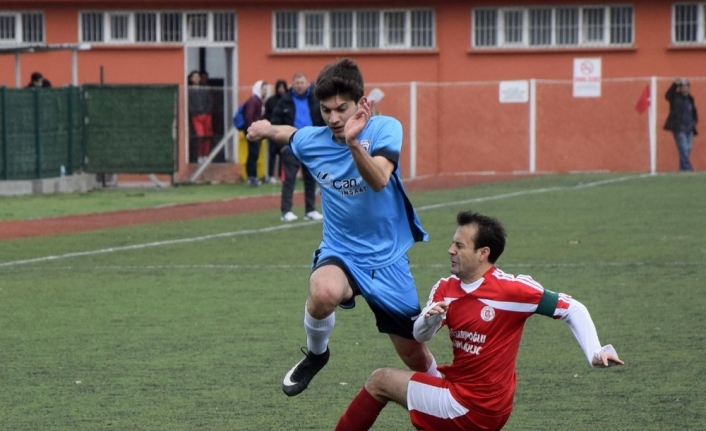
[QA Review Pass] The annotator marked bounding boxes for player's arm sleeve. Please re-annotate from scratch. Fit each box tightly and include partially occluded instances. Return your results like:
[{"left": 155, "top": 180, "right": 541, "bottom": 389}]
[
  {"left": 413, "top": 302, "right": 445, "bottom": 343},
  {"left": 286, "top": 130, "right": 308, "bottom": 163},
  {"left": 369, "top": 117, "right": 402, "bottom": 166},
  {"left": 563, "top": 299, "right": 603, "bottom": 366},
  {"left": 535, "top": 289, "right": 603, "bottom": 366}
]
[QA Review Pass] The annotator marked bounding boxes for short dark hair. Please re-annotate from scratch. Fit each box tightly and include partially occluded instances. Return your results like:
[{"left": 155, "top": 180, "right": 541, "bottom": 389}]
[
  {"left": 314, "top": 58, "right": 364, "bottom": 103},
  {"left": 456, "top": 210, "right": 506, "bottom": 263},
  {"left": 31, "top": 72, "right": 43, "bottom": 82}
]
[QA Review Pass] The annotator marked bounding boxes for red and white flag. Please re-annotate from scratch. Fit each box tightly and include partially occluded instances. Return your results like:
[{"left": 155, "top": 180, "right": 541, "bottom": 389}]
[{"left": 635, "top": 84, "right": 650, "bottom": 114}]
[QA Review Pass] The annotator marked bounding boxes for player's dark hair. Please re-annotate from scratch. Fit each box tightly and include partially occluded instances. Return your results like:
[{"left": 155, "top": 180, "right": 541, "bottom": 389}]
[
  {"left": 456, "top": 210, "right": 506, "bottom": 263},
  {"left": 314, "top": 58, "right": 364, "bottom": 103}
]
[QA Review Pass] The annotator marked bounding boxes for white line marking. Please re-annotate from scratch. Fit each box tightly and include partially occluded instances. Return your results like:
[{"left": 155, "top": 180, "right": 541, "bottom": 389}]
[
  {"left": 0, "top": 174, "right": 650, "bottom": 268},
  {"left": 416, "top": 174, "right": 651, "bottom": 210},
  {"left": 0, "top": 222, "right": 317, "bottom": 268}
]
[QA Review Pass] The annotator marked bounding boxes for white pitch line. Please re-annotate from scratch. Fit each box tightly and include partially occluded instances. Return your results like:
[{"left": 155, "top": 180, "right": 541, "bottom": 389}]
[
  {"left": 416, "top": 173, "right": 652, "bottom": 210},
  {"left": 0, "top": 174, "right": 651, "bottom": 268},
  {"left": 0, "top": 222, "right": 317, "bottom": 268}
]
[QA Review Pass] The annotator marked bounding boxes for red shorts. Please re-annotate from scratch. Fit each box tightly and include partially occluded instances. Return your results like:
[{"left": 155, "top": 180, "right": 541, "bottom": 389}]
[{"left": 407, "top": 373, "right": 510, "bottom": 431}]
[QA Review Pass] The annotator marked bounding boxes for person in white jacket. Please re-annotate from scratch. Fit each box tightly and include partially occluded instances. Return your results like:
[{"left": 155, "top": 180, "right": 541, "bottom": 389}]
[{"left": 334, "top": 210, "right": 624, "bottom": 431}]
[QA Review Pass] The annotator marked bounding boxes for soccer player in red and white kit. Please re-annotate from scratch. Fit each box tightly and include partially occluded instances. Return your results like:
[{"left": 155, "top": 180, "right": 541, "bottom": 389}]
[{"left": 334, "top": 210, "right": 624, "bottom": 431}]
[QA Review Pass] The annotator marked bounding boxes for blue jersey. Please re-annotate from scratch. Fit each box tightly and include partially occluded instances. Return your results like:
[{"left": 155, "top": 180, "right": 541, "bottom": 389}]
[{"left": 290, "top": 116, "right": 428, "bottom": 269}]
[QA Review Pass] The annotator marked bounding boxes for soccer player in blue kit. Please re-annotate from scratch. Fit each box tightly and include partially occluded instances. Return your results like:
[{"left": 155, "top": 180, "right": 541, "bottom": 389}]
[{"left": 246, "top": 58, "right": 440, "bottom": 397}]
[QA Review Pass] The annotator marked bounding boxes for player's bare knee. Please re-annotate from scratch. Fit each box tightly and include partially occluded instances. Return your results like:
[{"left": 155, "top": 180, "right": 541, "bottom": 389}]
[
  {"left": 307, "top": 288, "right": 340, "bottom": 317},
  {"left": 365, "top": 368, "right": 390, "bottom": 396}
]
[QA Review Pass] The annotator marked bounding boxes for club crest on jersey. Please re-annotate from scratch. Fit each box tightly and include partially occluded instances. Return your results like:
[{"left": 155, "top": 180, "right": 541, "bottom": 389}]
[
  {"left": 359, "top": 139, "right": 371, "bottom": 153},
  {"left": 480, "top": 305, "right": 495, "bottom": 322}
]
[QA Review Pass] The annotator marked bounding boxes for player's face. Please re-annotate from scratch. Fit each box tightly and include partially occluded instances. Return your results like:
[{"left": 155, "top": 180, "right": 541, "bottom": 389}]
[
  {"left": 320, "top": 95, "right": 358, "bottom": 142},
  {"left": 448, "top": 224, "right": 486, "bottom": 283}
]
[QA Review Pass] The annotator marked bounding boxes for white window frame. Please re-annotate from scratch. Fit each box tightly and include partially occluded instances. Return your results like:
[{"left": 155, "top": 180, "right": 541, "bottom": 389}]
[
  {"left": 106, "top": 11, "right": 133, "bottom": 43},
  {"left": 301, "top": 10, "right": 328, "bottom": 50},
  {"left": 272, "top": 8, "right": 435, "bottom": 51},
  {"left": 472, "top": 5, "right": 634, "bottom": 49},
  {"left": 672, "top": 2, "right": 706, "bottom": 44},
  {"left": 78, "top": 10, "right": 234, "bottom": 45},
  {"left": 0, "top": 11, "right": 45, "bottom": 44},
  {"left": 186, "top": 11, "right": 212, "bottom": 43}
]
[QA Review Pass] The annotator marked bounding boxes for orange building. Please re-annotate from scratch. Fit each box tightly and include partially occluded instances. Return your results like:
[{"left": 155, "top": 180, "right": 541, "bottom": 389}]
[{"left": 1, "top": 0, "right": 704, "bottom": 181}]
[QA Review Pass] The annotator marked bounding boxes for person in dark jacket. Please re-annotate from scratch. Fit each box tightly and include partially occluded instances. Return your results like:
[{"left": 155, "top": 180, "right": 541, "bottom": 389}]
[
  {"left": 264, "top": 79, "right": 289, "bottom": 184},
  {"left": 271, "top": 72, "right": 324, "bottom": 222},
  {"left": 664, "top": 78, "right": 698, "bottom": 172},
  {"left": 243, "top": 80, "right": 268, "bottom": 186},
  {"left": 26, "top": 72, "right": 51, "bottom": 88}
]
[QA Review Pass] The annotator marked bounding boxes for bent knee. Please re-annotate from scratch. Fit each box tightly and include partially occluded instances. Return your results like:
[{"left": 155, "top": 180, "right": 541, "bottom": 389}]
[
  {"left": 307, "top": 285, "right": 348, "bottom": 317},
  {"left": 365, "top": 368, "right": 394, "bottom": 394}
]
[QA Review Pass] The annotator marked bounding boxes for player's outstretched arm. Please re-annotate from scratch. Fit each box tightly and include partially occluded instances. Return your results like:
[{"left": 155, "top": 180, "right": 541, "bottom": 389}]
[
  {"left": 561, "top": 298, "right": 625, "bottom": 368},
  {"left": 246, "top": 120, "right": 297, "bottom": 145}
]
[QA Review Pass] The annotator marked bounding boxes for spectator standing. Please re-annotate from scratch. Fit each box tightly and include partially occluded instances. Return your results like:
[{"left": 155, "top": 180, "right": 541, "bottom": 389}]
[
  {"left": 270, "top": 72, "right": 323, "bottom": 222},
  {"left": 188, "top": 70, "right": 213, "bottom": 164},
  {"left": 247, "top": 58, "right": 439, "bottom": 398},
  {"left": 264, "top": 79, "right": 289, "bottom": 184},
  {"left": 664, "top": 78, "right": 698, "bottom": 172},
  {"left": 243, "top": 80, "right": 268, "bottom": 186},
  {"left": 334, "top": 210, "right": 624, "bottom": 431}
]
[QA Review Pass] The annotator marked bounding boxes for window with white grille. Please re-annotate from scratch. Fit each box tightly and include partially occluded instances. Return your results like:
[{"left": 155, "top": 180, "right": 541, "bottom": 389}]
[
  {"left": 79, "top": 10, "right": 235, "bottom": 44},
  {"left": 273, "top": 8, "right": 434, "bottom": 51},
  {"left": 384, "top": 11, "right": 406, "bottom": 47},
  {"left": 529, "top": 8, "right": 552, "bottom": 46},
  {"left": 135, "top": 12, "right": 157, "bottom": 42},
  {"left": 357, "top": 11, "right": 379, "bottom": 48},
  {"left": 0, "top": 12, "right": 45, "bottom": 44},
  {"left": 331, "top": 11, "right": 353, "bottom": 49},
  {"left": 187, "top": 13, "right": 209, "bottom": 41},
  {"left": 502, "top": 10, "right": 523, "bottom": 45},
  {"left": 304, "top": 12, "right": 325, "bottom": 48},
  {"left": 673, "top": 3, "right": 706, "bottom": 44},
  {"left": 214, "top": 12, "right": 235, "bottom": 42},
  {"left": 81, "top": 12, "right": 104, "bottom": 42},
  {"left": 473, "top": 5, "right": 634, "bottom": 49},
  {"left": 109, "top": 13, "right": 130, "bottom": 42},
  {"left": 556, "top": 8, "right": 579, "bottom": 45}
]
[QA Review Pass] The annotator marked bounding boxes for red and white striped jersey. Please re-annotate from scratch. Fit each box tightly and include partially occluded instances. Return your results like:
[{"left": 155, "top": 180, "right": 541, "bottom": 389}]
[{"left": 425, "top": 266, "right": 572, "bottom": 418}]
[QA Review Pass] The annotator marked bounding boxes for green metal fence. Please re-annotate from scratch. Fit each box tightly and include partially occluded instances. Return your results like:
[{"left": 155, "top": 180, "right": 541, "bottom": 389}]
[{"left": 0, "top": 85, "right": 178, "bottom": 180}]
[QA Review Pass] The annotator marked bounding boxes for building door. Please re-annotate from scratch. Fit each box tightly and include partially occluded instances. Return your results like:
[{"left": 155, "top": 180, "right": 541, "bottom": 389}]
[{"left": 186, "top": 46, "right": 236, "bottom": 164}]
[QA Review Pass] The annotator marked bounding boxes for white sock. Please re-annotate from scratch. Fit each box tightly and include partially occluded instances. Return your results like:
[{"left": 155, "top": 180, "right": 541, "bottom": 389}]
[
  {"left": 425, "top": 355, "right": 441, "bottom": 378},
  {"left": 304, "top": 305, "right": 335, "bottom": 355}
]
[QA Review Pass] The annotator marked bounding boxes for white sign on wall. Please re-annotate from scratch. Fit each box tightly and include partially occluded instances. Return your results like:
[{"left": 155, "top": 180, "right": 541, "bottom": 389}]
[
  {"left": 573, "top": 58, "right": 602, "bottom": 98},
  {"left": 499, "top": 80, "right": 529, "bottom": 103}
]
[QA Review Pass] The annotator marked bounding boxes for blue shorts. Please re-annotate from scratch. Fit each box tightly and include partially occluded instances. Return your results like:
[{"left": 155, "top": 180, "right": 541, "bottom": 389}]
[{"left": 312, "top": 248, "right": 421, "bottom": 339}]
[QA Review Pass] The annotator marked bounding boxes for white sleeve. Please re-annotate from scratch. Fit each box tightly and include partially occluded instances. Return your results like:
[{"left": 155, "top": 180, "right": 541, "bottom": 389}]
[
  {"left": 561, "top": 299, "right": 602, "bottom": 366},
  {"left": 413, "top": 302, "right": 445, "bottom": 343}
]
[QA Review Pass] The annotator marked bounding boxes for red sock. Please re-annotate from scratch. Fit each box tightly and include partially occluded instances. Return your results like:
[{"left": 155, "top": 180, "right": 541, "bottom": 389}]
[{"left": 334, "top": 387, "right": 385, "bottom": 431}]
